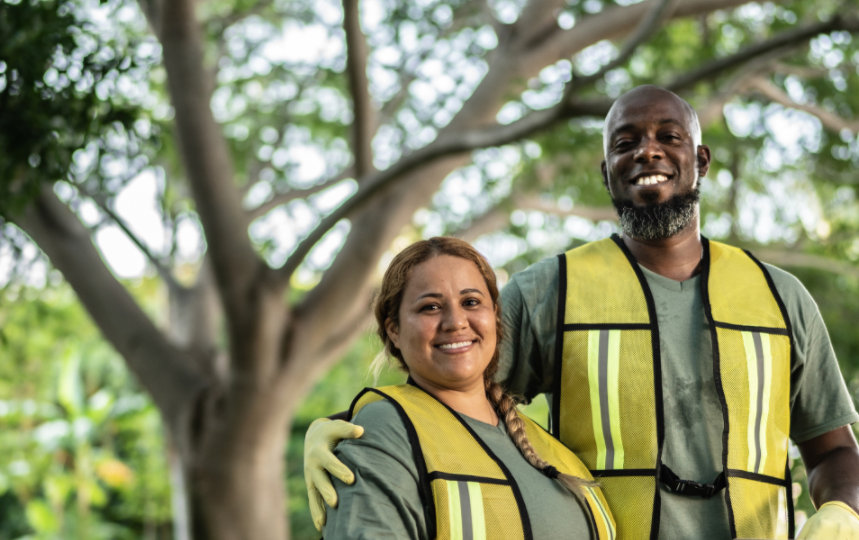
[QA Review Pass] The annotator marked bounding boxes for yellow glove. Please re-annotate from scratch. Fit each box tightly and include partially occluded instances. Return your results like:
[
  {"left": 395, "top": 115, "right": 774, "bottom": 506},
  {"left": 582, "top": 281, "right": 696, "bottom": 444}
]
[
  {"left": 797, "top": 501, "right": 859, "bottom": 539},
  {"left": 303, "top": 418, "right": 364, "bottom": 531}
]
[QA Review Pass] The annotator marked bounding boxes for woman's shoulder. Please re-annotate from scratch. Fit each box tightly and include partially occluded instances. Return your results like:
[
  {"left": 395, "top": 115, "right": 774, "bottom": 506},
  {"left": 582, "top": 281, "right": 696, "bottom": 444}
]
[
  {"left": 336, "top": 395, "right": 420, "bottom": 485},
  {"left": 342, "top": 396, "right": 412, "bottom": 456},
  {"left": 351, "top": 397, "right": 404, "bottom": 430}
]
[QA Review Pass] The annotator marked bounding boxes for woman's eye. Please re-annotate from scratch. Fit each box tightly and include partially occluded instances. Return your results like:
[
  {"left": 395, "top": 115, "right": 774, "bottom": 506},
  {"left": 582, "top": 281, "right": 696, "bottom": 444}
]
[
  {"left": 419, "top": 304, "right": 439, "bottom": 312},
  {"left": 463, "top": 298, "right": 480, "bottom": 307}
]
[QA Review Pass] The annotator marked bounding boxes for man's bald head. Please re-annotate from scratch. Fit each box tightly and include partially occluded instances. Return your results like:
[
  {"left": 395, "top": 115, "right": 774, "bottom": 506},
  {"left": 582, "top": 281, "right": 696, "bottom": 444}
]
[{"left": 603, "top": 85, "right": 702, "bottom": 156}]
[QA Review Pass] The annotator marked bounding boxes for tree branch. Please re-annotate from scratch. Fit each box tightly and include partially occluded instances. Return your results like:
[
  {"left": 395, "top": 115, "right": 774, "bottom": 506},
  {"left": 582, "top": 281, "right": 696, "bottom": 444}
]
[
  {"left": 743, "top": 76, "right": 859, "bottom": 134},
  {"left": 78, "top": 185, "right": 183, "bottom": 291},
  {"left": 521, "top": 0, "right": 753, "bottom": 74},
  {"left": 343, "top": 0, "right": 376, "bottom": 178},
  {"left": 564, "top": 0, "right": 678, "bottom": 96},
  {"left": 246, "top": 171, "right": 354, "bottom": 221},
  {"left": 667, "top": 14, "right": 859, "bottom": 94},
  {"left": 455, "top": 194, "right": 617, "bottom": 240},
  {"left": 10, "top": 185, "right": 204, "bottom": 422},
  {"left": 277, "top": 107, "right": 566, "bottom": 280},
  {"left": 753, "top": 247, "right": 859, "bottom": 280},
  {"left": 158, "top": 0, "right": 267, "bottom": 316}
]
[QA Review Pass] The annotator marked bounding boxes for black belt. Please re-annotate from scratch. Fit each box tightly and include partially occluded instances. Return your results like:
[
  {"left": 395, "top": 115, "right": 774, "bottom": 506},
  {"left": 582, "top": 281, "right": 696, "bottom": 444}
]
[{"left": 660, "top": 464, "right": 726, "bottom": 498}]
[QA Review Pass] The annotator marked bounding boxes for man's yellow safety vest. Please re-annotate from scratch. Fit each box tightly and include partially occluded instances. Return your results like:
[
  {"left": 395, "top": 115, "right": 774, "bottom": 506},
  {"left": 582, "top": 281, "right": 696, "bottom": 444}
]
[
  {"left": 553, "top": 235, "right": 794, "bottom": 539},
  {"left": 351, "top": 383, "right": 616, "bottom": 539}
]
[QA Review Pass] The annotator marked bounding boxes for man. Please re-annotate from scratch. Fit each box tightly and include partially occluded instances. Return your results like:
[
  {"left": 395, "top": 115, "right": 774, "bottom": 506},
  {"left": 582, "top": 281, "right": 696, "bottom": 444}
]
[{"left": 305, "top": 85, "right": 859, "bottom": 538}]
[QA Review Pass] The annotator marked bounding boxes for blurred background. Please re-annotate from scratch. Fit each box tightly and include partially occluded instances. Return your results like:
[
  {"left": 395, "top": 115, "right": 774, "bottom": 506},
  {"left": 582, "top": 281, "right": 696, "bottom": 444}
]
[{"left": 1, "top": 0, "right": 857, "bottom": 538}]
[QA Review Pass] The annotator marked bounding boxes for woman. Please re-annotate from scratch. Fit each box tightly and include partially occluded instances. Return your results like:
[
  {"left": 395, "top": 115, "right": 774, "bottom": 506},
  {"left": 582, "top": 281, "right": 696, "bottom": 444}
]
[{"left": 323, "top": 237, "right": 615, "bottom": 539}]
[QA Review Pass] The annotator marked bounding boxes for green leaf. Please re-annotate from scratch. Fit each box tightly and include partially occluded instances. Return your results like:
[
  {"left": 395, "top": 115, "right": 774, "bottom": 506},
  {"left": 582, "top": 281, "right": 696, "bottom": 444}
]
[
  {"left": 25, "top": 499, "right": 59, "bottom": 533},
  {"left": 57, "top": 354, "right": 82, "bottom": 416}
]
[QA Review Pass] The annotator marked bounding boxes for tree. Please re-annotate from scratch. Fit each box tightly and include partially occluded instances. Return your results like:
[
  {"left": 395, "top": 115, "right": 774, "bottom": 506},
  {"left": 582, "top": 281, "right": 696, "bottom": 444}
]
[{"left": 2, "top": 0, "right": 857, "bottom": 538}]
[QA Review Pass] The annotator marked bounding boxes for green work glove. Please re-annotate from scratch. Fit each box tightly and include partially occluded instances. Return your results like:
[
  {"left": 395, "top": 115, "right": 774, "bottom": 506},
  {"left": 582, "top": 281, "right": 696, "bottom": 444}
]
[
  {"left": 303, "top": 417, "right": 364, "bottom": 531},
  {"left": 797, "top": 501, "right": 859, "bottom": 539}
]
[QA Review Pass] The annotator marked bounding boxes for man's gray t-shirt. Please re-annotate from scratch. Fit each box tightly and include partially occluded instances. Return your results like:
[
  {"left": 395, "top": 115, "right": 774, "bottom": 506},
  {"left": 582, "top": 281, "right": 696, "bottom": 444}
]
[{"left": 498, "top": 253, "right": 858, "bottom": 539}]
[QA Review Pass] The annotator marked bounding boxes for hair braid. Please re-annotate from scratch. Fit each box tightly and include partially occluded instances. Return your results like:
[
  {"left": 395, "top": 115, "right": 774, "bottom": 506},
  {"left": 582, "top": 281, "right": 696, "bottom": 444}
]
[{"left": 485, "top": 379, "right": 596, "bottom": 500}]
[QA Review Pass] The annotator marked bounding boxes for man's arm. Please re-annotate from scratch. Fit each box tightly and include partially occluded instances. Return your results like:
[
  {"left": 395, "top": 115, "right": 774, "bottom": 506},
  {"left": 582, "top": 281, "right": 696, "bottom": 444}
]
[
  {"left": 795, "top": 425, "right": 859, "bottom": 538},
  {"left": 798, "top": 425, "right": 859, "bottom": 511},
  {"left": 303, "top": 417, "right": 363, "bottom": 530}
]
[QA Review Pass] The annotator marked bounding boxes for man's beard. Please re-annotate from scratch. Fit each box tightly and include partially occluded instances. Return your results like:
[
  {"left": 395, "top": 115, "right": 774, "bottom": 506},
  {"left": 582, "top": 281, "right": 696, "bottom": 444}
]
[{"left": 612, "top": 185, "right": 700, "bottom": 241}]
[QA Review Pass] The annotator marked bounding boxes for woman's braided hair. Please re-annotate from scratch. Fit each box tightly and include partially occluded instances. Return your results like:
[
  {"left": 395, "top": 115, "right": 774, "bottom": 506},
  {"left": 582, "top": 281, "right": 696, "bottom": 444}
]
[{"left": 374, "top": 236, "right": 594, "bottom": 498}]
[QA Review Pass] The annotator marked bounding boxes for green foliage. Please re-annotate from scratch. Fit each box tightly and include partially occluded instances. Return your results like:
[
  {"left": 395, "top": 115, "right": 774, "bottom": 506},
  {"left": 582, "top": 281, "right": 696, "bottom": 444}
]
[
  {"left": 2, "top": 1, "right": 858, "bottom": 539},
  {"left": 0, "top": 281, "right": 172, "bottom": 539},
  {"left": 0, "top": 0, "right": 152, "bottom": 214}
]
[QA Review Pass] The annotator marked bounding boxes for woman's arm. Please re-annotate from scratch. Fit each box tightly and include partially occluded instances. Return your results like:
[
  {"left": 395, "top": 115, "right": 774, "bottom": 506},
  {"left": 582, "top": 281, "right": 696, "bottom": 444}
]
[{"left": 322, "top": 400, "right": 427, "bottom": 539}]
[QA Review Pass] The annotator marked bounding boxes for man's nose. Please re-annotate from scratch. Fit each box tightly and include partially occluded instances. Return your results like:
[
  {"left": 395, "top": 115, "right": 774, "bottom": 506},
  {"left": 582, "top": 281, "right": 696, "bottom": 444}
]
[{"left": 634, "top": 137, "right": 664, "bottom": 161}]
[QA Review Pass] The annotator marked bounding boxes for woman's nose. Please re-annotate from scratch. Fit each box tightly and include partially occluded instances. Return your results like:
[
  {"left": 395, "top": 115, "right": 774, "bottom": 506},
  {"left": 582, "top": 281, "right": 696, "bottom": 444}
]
[{"left": 442, "top": 306, "right": 467, "bottom": 330}]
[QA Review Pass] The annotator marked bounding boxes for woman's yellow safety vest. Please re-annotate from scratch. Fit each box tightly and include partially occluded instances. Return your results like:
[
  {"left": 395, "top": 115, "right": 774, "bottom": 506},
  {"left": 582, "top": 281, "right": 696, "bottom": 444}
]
[
  {"left": 350, "top": 383, "right": 616, "bottom": 539},
  {"left": 553, "top": 235, "right": 794, "bottom": 539}
]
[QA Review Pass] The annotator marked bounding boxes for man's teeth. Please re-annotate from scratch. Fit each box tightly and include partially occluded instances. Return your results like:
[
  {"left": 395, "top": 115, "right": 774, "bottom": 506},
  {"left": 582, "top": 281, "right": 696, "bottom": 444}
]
[
  {"left": 438, "top": 341, "right": 472, "bottom": 350},
  {"left": 635, "top": 175, "right": 668, "bottom": 186}
]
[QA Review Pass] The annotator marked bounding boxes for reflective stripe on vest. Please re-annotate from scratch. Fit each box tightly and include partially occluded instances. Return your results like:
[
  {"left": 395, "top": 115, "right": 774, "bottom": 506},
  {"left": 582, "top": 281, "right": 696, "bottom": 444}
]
[
  {"left": 553, "top": 235, "right": 793, "bottom": 540},
  {"left": 350, "top": 383, "right": 616, "bottom": 539}
]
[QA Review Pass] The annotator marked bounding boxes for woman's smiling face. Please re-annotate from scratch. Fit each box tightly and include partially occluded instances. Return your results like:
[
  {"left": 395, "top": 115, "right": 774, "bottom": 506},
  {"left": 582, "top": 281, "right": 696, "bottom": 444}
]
[{"left": 386, "top": 254, "right": 497, "bottom": 396}]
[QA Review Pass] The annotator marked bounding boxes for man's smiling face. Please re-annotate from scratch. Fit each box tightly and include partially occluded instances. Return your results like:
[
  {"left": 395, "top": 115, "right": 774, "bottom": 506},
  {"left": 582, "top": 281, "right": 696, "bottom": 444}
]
[{"left": 601, "top": 86, "right": 711, "bottom": 240}]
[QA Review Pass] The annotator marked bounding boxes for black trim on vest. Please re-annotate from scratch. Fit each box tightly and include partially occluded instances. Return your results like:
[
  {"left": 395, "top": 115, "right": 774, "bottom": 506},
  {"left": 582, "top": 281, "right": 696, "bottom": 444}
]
[
  {"left": 350, "top": 386, "right": 437, "bottom": 538},
  {"left": 579, "top": 492, "right": 600, "bottom": 540},
  {"left": 726, "top": 468, "right": 791, "bottom": 487},
  {"left": 699, "top": 237, "right": 739, "bottom": 539},
  {"left": 552, "top": 253, "right": 568, "bottom": 439},
  {"left": 563, "top": 322, "right": 652, "bottom": 331},
  {"left": 744, "top": 248, "right": 797, "bottom": 539},
  {"left": 411, "top": 381, "right": 535, "bottom": 540},
  {"left": 592, "top": 468, "right": 656, "bottom": 477},
  {"left": 610, "top": 233, "right": 664, "bottom": 540},
  {"left": 428, "top": 471, "right": 511, "bottom": 485},
  {"left": 713, "top": 321, "right": 790, "bottom": 335},
  {"left": 784, "top": 461, "right": 796, "bottom": 538}
]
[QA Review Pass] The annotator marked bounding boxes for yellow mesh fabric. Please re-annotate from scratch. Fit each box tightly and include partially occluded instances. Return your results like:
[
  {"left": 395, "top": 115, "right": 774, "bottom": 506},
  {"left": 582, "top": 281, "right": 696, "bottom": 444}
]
[
  {"left": 584, "top": 486, "right": 617, "bottom": 540},
  {"left": 557, "top": 239, "right": 793, "bottom": 539},
  {"left": 521, "top": 414, "right": 616, "bottom": 539},
  {"left": 598, "top": 476, "right": 655, "bottom": 540},
  {"left": 360, "top": 386, "right": 524, "bottom": 539},
  {"left": 388, "top": 385, "right": 507, "bottom": 479},
  {"left": 560, "top": 327, "right": 657, "bottom": 469},
  {"left": 718, "top": 329, "right": 790, "bottom": 477},
  {"left": 565, "top": 239, "right": 649, "bottom": 325},
  {"left": 432, "top": 479, "right": 515, "bottom": 540},
  {"left": 708, "top": 242, "right": 785, "bottom": 328},
  {"left": 476, "top": 483, "right": 521, "bottom": 540},
  {"left": 728, "top": 477, "right": 787, "bottom": 539}
]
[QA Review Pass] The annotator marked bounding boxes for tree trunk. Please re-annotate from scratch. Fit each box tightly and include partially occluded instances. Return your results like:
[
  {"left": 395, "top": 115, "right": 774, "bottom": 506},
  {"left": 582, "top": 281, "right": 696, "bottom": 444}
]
[{"left": 181, "top": 393, "right": 291, "bottom": 540}]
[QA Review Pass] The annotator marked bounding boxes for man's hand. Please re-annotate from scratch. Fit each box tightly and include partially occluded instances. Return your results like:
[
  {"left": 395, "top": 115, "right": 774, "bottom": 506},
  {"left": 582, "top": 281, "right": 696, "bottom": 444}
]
[
  {"left": 303, "top": 418, "right": 364, "bottom": 531},
  {"left": 797, "top": 501, "right": 859, "bottom": 539}
]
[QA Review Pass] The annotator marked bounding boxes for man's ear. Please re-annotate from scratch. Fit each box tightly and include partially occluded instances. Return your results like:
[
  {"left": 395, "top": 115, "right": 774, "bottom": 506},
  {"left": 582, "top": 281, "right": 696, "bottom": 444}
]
[
  {"left": 385, "top": 318, "right": 400, "bottom": 349},
  {"left": 600, "top": 160, "right": 609, "bottom": 190},
  {"left": 697, "top": 145, "right": 711, "bottom": 177}
]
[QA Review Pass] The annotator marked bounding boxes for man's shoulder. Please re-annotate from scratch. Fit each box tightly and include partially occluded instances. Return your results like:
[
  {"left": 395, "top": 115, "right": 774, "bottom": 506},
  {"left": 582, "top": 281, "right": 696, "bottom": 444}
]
[
  {"left": 506, "top": 239, "right": 610, "bottom": 287},
  {"left": 712, "top": 241, "right": 812, "bottom": 299},
  {"left": 760, "top": 261, "right": 824, "bottom": 323}
]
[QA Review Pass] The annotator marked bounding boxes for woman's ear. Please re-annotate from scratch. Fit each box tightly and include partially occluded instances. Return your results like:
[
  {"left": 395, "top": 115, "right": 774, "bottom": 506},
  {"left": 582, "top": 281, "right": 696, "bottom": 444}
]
[{"left": 385, "top": 318, "right": 400, "bottom": 349}]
